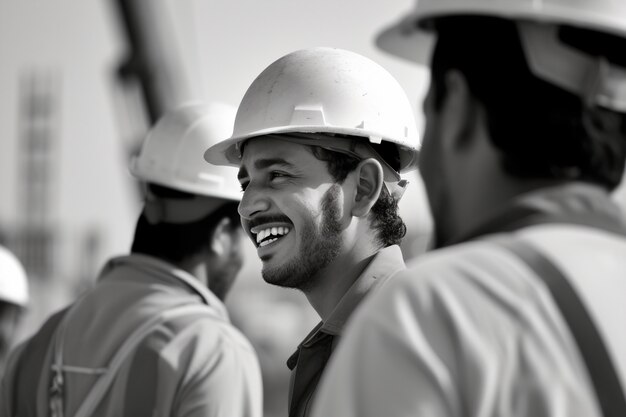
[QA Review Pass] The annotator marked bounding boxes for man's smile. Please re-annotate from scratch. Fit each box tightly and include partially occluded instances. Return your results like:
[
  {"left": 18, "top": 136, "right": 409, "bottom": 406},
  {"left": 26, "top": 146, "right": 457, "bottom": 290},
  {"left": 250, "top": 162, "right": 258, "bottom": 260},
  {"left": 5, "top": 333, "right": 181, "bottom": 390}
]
[{"left": 251, "top": 225, "right": 292, "bottom": 248}]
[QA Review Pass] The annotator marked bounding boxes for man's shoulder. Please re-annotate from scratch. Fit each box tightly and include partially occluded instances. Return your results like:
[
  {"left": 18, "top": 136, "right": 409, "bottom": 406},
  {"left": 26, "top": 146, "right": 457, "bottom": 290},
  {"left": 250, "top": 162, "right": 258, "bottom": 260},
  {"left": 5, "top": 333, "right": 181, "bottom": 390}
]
[
  {"left": 154, "top": 304, "right": 256, "bottom": 360},
  {"left": 149, "top": 306, "right": 259, "bottom": 388},
  {"left": 401, "top": 238, "right": 506, "bottom": 280},
  {"left": 399, "top": 224, "right": 626, "bottom": 286},
  {"left": 13, "top": 306, "right": 71, "bottom": 361},
  {"left": 1, "top": 306, "right": 72, "bottom": 414},
  {"left": 384, "top": 237, "right": 550, "bottom": 318},
  {"left": 384, "top": 223, "right": 626, "bottom": 320}
]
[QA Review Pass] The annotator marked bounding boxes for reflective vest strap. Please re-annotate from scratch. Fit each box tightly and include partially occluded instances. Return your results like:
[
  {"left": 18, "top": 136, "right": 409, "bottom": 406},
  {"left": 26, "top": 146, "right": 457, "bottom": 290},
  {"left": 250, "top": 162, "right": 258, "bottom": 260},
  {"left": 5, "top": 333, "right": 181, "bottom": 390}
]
[
  {"left": 72, "top": 304, "right": 214, "bottom": 417},
  {"left": 10, "top": 307, "right": 70, "bottom": 417},
  {"left": 123, "top": 329, "right": 168, "bottom": 416},
  {"left": 123, "top": 306, "right": 217, "bottom": 416},
  {"left": 496, "top": 236, "right": 626, "bottom": 417}
]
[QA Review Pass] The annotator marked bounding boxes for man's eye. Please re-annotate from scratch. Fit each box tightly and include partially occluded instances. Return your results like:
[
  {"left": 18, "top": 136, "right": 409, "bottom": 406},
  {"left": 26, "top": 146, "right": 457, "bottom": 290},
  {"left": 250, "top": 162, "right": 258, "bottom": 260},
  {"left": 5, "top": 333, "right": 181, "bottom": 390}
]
[
  {"left": 269, "top": 171, "right": 289, "bottom": 181},
  {"left": 239, "top": 181, "right": 249, "bottom": 192}
]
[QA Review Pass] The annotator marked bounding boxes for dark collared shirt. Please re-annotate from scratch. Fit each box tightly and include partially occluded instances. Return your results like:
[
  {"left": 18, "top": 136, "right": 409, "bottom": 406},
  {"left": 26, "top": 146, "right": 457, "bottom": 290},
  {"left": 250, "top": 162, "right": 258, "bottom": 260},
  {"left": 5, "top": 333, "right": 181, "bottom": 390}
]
[{"left": 286, "top": 245, "right": 406, "bottom": 417}]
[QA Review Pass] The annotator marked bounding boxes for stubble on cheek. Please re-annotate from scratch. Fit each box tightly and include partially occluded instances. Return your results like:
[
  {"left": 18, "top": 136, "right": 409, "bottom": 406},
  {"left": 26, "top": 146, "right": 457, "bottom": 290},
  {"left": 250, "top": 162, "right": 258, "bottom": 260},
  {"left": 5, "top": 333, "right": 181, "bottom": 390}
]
[{"left": 260, "top": 184, "right": 343, "bottom": 291}]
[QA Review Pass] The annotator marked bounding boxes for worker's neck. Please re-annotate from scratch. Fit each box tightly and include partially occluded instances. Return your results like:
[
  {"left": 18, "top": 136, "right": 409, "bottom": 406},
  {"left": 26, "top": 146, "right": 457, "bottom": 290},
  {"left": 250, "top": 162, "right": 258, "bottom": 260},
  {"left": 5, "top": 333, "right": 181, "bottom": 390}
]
[
  {"left": 447, "top": 172, "right": 565, "bottom": 244},
  {"left": 179, "top": 257, "right": 209, "bottom": 287},
  {"left": 304, "top": 241, "right": 379, "bottom": 322}
]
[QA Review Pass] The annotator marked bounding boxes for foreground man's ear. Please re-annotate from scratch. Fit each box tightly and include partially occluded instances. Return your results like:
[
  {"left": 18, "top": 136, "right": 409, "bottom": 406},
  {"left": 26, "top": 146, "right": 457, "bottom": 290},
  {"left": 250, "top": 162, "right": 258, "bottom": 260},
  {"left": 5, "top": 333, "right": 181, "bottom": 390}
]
[{"left": 441, "top": 69, "right": 480, "bottom": 151}]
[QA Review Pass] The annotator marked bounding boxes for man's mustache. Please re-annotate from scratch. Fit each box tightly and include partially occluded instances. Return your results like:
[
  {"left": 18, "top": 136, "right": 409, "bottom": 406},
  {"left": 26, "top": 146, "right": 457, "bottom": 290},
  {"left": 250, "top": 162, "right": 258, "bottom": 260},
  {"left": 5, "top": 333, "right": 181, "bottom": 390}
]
[{"left": 246, "top": 215, "right": 293, "bottom": 230}]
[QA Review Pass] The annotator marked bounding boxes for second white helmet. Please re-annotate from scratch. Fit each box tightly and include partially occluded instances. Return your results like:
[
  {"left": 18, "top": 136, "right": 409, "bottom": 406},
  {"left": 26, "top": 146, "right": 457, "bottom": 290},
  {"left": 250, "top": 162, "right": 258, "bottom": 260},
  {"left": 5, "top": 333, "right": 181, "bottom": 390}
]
[
  {"left": 0, "top": 246, "right": 28, "bottom": 307},
  {"left": 130, "top": 102, "right": 242, "bottom": 201}
]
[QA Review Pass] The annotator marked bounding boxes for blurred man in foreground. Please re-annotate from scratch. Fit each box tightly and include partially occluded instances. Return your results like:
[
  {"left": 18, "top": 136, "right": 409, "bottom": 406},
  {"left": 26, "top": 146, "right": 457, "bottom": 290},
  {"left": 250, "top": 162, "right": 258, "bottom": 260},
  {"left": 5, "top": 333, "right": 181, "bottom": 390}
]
[{"left": 313, "top": 1, "right": 626, "bottom": 416}]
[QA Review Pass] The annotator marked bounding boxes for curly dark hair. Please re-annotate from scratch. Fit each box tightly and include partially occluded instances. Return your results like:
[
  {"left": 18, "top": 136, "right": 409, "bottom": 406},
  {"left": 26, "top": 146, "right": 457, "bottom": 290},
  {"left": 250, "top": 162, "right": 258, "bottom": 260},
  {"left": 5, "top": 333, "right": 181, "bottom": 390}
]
[
  {"left": 310, "top": 143, "right": 406, "bottom": 248},
  {"left": 430, "top": 16, "right": 626, "bottom": 190}
]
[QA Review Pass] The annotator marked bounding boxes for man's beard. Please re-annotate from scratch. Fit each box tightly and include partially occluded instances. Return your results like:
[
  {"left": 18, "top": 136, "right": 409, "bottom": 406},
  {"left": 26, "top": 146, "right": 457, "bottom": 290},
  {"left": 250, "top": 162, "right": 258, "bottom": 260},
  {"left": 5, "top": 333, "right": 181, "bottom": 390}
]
[{"left": 261, "top": 185, "right": 343, "bottom": 291}]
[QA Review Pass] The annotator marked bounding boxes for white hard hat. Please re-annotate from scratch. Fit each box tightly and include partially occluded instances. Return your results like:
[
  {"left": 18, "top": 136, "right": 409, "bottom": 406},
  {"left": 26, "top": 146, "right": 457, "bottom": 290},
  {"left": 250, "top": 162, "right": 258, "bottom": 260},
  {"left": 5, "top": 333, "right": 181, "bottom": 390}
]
[
  {"left": 376, "top": 0, "right": 626, "bottom": 112},
  {"left": 0, "top": 246, "right": 29, "bottom": 307},
  {"left": 204, "top": 47, "right": 420, "bottom": 174},
  {"left": 130, "top": 102, "right": 242, "bottom": 201}
]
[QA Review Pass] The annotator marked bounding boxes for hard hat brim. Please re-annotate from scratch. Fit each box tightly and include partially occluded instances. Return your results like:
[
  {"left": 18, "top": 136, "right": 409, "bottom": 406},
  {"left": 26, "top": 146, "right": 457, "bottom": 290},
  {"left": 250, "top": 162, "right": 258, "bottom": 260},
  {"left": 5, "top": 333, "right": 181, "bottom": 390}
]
[
  {"left": 129, "top": 157, "right": 241, "bottom": 202},
  {"left": 204, "top": 125, "right": 419, "bottom": 174},
  {"left": 375, "top": 13, "right": 437, "bottom": 64},
  {"left": 375, "top": 3, "right": 626, "bottom": 64}
]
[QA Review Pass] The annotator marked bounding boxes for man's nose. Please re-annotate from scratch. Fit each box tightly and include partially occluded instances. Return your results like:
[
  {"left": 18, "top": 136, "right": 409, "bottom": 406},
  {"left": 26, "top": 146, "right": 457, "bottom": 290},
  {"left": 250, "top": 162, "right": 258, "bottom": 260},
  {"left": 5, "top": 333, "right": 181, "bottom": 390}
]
[{"left": 238, "top": 182, "right": 270, "bottom": 219}]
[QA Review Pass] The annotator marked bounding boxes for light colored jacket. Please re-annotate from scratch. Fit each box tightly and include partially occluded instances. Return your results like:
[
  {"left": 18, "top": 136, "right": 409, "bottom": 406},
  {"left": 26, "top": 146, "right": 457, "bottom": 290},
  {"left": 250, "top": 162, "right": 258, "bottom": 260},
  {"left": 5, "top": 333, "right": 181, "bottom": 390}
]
[
  {"left": 312, "top": 184, "right": 626, "bottom": 417},
  {"left": 1, "top": 254, "right": 263, "bottom": 417}
]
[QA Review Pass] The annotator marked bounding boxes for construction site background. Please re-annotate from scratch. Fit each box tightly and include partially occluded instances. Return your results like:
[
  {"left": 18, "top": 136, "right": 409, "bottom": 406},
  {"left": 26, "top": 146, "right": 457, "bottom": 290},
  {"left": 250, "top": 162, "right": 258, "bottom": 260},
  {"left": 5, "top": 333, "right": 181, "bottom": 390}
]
[{"left": 2, "top": 1, "right": 625, "bottom": 417}]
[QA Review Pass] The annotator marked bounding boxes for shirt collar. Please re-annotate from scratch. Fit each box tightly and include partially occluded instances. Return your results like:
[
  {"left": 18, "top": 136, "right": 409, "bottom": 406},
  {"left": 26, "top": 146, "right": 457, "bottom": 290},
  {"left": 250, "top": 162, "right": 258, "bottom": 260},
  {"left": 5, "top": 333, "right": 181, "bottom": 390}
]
[
  {"left": 99, "top": 254, "right": 230, "bottom": 321},
  {"left": 287, "top": 245, "right": 406, "bottom": 369},
  {"left": 318, "top": 245, "right": 405, "bottom": 337}
]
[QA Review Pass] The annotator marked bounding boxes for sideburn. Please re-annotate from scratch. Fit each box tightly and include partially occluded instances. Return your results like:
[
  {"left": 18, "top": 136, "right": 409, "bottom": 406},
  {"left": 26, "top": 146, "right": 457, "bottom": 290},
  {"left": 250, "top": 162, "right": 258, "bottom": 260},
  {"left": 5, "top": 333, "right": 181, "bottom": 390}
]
[{"left": 320, "top": 184, "right": 343, "bottom": 237}]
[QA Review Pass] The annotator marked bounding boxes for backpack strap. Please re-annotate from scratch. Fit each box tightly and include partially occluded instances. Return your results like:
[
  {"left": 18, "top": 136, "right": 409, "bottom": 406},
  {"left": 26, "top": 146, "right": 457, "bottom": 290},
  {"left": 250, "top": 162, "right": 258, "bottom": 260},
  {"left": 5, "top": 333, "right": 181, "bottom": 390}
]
[
  {"left": 122, "top": 328, "right": 167, "bottom": 416},
  {"left": 50, "top": 303, "right": 215, "bottom": 417},
  {"left": 122, "top": 305, "right": 218, "bottom": 416},
  {"left": 6, "top": 307, "right": 69, "bottom": 417},
  {"left": 497, "top": 236, "right": 626, "bottom": 417}
]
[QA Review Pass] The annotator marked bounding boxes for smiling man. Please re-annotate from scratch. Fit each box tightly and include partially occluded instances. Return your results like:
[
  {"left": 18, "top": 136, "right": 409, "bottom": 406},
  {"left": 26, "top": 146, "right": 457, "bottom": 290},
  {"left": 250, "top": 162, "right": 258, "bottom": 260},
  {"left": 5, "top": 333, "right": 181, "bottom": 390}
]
[{"left": 205, "top": 47, "right": 420, "bottom": 417}]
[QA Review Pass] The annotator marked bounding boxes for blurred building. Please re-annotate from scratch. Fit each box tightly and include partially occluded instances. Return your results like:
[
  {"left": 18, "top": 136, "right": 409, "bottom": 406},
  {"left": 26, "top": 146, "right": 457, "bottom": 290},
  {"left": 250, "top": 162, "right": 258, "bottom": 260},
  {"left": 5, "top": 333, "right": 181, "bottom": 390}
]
[
  {"left": 0, "top": 69, "right": 107, "bottom": 342},
  {"left": 0, "top": 0, "right": 139, "bottom": 345}
]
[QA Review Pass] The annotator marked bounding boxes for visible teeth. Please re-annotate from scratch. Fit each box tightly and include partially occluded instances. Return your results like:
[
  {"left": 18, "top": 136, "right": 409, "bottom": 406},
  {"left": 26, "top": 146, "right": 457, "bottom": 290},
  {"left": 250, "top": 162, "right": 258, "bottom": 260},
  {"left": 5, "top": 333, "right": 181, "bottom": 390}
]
[
  {"left": 259, "top": 237, "right": 278, "bottom": 247},
  {"left": 254, "top": 226, "right": 291, "bottom": 245}
]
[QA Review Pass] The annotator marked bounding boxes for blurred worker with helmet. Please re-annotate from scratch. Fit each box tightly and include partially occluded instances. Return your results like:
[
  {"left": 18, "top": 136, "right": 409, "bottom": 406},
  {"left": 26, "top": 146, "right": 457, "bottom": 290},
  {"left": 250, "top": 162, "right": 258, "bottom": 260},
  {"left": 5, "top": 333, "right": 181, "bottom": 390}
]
[
  {"left": 313, "top": 1, "right": 626, "bottom": 416},
  {"left": 0, "top": 245, "right": 28, "bottom": 376},
  {"left": 0, "top": 103, "right": 262, "bottom": 417},
  {"left": 205, "top": 46, "right": 420, "bottom": 417}
]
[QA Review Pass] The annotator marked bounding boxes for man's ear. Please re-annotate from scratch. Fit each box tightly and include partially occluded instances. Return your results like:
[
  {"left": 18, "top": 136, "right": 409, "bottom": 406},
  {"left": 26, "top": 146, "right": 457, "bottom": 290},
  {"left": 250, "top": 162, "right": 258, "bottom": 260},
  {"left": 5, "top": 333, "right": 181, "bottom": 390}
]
[
  {"left": 209, "top": 217, "right": 233, "bottom": 256},
  {"left": 351, "top": 158, "right": 384, "bottom": 218},
  {"left": 441, "top": 69, "right": 479, "bottom": 150}
]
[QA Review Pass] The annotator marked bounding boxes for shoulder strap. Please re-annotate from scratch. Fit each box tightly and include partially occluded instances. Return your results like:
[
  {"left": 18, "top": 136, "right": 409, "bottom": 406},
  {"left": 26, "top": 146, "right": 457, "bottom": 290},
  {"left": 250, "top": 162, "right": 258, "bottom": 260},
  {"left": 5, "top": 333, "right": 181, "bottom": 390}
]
[
  {"left": 497, "top": 237, "right": 626, "bottom": 417},
  {"left": 123, "top": 329, "right": 167, "bottom": 416},
  {"left": 5, "top": 307, "right": 69, "bottom": 417},
  {"left": 123, "top": 304, "right": 220, "bottom": 416},
  {"left": 51, "top": 303, "right": 214, "bottom": 417}
]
